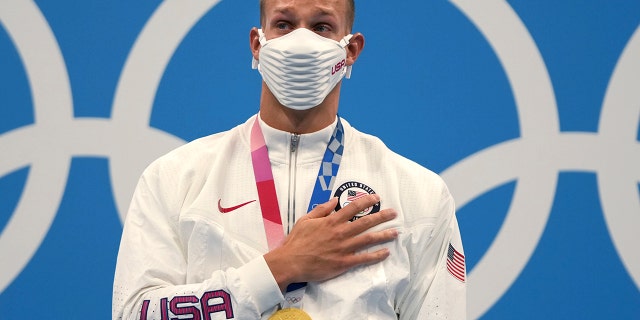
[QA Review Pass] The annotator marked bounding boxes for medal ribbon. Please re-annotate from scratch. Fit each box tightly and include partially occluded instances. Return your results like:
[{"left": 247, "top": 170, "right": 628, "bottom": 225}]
[{"left": 250, "top": 116, "right": 345, "bottom": 305}]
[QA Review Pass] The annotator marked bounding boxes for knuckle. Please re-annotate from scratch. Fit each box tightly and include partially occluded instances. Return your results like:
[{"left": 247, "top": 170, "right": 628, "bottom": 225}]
[
  {"left": 363, "top": 233, "right": 378, "bottom": 244},
  {"left": 354, "top": 233, "right": 376, "bottom": 248},
  {"left": 351, "top": 194, "right": 376, "bottom": 211},
  {"left": 335, "top": 228, "right": 348, "bottom": 239},
  {"left": 337, "top": 258, "right": 352, "bottom": 270},
  {"left": 354, "top": 215, "right": 373, "bottom": 228},
  {"left": 323, "top": 198, "right": 338, "bottom": 210},
  {"left": 350, "top": 201, "right": 366, "bottom": 213},
  {"left": 357, "top": 214, "right": 380, "bottom": 228}
]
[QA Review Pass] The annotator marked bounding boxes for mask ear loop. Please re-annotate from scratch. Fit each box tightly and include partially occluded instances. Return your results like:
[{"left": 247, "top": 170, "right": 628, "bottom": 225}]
[
  {"left": 341, "top": 34, "right": 354, "bottom": 79},
  {"left": 251, "top": 29, "right": 267, "bottom": 69}
]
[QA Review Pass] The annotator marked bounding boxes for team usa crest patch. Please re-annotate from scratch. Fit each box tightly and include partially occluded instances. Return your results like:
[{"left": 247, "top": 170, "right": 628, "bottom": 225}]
[{"left": 333, "top": 181, "right": 380, "bottom": 222}]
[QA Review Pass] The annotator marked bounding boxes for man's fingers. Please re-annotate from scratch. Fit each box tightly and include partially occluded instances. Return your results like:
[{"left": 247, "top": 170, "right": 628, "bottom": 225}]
[
  {"left": 278, "top": 194, "right": 398, "bottom": 284},
  {"left": 343, "top": 248, "right": 391, "bottom": 268},
  {"left": 343, "top": 208, "right": 397, "bottom": 237},
  {"left": 333, "top": 194, "right": 381, "bottom": 223},
  {"left": 345, "top": 228, "right": 399, "bottom": 253},
  {"left": 304, "top": 197, "right": 339, "bottom": 219}
]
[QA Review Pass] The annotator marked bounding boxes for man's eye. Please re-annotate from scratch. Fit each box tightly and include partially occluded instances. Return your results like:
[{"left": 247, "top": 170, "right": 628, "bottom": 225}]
[
  {"left": 275, "top": 22, "right": 290, "bottom": 30},
  {"left": 313, "top": 24, "right": 331, "bottom": 32}
]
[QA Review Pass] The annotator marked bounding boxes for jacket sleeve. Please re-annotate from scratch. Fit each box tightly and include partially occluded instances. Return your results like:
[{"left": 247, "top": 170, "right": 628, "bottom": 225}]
[
  {"left": 397, "top": 182, "right": 467, "bottom": 320},
  {"left": 112, "top": 166, "right": 284, "bottom": 320}
]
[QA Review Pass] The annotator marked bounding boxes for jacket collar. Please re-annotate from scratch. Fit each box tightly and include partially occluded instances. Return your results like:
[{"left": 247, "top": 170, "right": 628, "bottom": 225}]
[{"left": 256, "top": 113, "right": 337, "bottom": 165}]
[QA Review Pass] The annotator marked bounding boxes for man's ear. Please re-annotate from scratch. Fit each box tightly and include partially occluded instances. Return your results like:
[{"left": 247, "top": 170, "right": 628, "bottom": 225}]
[
  {"left": 346, "top": 32, "right": 365, "bottom": 66},
  {"left": 250, "top": 27, "right": 261, "bottom": 61}
]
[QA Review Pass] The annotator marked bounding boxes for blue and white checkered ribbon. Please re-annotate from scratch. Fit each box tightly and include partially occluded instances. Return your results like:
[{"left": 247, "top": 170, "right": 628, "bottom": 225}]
[{"left": 307, "top": 117, "right": 344, "bottom": 211}]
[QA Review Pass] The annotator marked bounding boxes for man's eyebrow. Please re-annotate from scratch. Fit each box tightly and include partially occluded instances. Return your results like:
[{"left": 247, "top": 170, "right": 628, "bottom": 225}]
[
  {"left": 270, "top": 4, "right": 297, "bottom": 15},
  {"left": 272, "top": 6, "right": 290, "bottom": 15},
  {"left": 315, "top": 10, "right": 338, "bottom": 21},
  {"left": 312, "top": 6, "right": 339, "bottom": 19},
  {"left": 270, "top": 5, "right": 338, "bottom": 19}
]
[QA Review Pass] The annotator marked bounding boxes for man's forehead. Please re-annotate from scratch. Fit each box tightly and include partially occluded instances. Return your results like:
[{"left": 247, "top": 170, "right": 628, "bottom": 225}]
[{"left": 264, "top": 0, "right": 346, "bottom": 16}]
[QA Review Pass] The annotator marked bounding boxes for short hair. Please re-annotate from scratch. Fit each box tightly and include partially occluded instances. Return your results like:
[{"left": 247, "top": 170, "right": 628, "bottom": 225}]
[{"left": 259, "top": 0, "right": 355, "bottom": 32}]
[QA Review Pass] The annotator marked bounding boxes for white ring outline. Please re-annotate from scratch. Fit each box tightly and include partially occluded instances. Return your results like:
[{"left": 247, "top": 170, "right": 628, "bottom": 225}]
[
  {"left": 0, "top": 0, "right": 73, "bottom": 294},
  {"left": 0, "top": 3, "right": 156, "bottom": 295},
  {"left": 0, "top": 0, "right": 223, "bottom": 293},
  {"left": 110, "top": 0, "right": 222, "bottom": 223},
  {"left": 598, "top": 25, "right": 640, "bottom": 290},
  {"left": 444, "top": 0, "right": 559, "bottom": 317},
  {"left": 446, "top": 1, "right": 640, "bottom": 318}
]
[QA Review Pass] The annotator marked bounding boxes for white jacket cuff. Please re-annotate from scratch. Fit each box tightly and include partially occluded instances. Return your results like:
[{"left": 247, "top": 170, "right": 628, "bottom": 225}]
[{"left": 237, "top": 256, "right": 284, "bottom": 314}]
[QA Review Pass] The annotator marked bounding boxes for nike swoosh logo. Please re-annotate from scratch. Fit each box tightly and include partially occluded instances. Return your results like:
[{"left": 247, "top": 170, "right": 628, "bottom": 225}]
[{"left": 218, "top": 199, "right": 256, "bottom": 213}]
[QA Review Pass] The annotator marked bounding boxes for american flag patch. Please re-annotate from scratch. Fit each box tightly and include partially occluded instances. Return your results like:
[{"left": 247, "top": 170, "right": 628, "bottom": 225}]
[
  {"left": 447, "top": 243, "right": 466, "bottom": 282},
  {"left": 347, "top": 190, "right": 368, "bottom": 201}
]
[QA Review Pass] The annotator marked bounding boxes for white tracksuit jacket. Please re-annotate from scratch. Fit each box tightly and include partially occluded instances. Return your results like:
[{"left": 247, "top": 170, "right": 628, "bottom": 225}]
[{"left": 113, "top": 114, "right": 466, "bottom": 320}]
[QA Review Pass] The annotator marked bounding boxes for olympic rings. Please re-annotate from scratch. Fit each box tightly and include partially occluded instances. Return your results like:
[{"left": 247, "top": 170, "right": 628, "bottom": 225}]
[{"left": 0, "top": 1, "right": 637, "bottom": 319}]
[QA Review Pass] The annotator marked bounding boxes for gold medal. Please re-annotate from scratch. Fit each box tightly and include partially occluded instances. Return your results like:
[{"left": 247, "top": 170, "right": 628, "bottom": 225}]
[{"left": 269, "top": 308, "right": 312, "bottom": 320}]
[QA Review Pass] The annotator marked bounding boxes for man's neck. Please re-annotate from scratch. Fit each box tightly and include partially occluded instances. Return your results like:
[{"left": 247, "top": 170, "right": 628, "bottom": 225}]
[{"left": 259, "top": 83, "right": 340, "bottom": 134}]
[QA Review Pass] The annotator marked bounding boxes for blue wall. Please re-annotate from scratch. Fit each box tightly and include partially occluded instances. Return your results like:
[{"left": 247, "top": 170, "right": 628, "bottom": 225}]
[{"left": 1, "top": 1, "right": 639, "bottom": 318}]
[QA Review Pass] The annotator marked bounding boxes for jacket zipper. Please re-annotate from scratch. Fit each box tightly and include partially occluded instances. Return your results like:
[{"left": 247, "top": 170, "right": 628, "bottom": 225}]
[{"left": 287, "top": 133, "right": 300, "bottom": 234}]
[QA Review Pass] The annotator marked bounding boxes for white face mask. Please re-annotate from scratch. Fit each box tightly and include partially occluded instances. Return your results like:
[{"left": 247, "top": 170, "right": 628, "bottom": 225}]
[{"left": 252, "top": 28, "right": 353, "bottom": 111}]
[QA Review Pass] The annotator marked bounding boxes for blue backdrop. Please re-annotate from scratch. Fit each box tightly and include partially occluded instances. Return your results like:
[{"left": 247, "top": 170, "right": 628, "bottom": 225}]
[{"left": 1, "top": 1, "right": 639, "bottom": 318}]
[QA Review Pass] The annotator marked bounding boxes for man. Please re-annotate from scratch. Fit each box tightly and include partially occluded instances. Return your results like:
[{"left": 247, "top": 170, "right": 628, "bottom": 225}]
[{"left": 113, "top": 0, "right": 466, "bottom": 319}]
